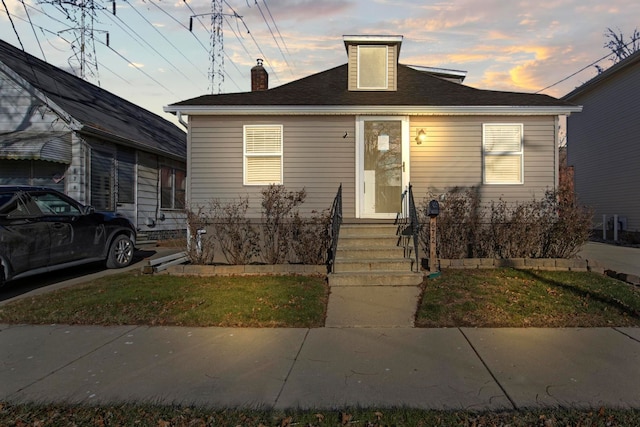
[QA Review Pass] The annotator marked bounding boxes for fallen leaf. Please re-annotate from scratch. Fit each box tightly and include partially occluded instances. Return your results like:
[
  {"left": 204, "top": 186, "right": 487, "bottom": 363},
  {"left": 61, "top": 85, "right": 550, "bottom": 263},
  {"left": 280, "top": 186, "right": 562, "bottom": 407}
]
[
  {"left": 341, "top": 412, "right": 353, "bottom": 425},
  {"left": 280, "top": 416, "right": 293, "bottom": 427}
]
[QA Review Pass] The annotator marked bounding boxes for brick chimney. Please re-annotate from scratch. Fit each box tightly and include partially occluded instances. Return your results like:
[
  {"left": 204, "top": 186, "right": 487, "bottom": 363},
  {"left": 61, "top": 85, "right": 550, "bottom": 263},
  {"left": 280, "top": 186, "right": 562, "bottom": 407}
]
[{"left": 251, "top": 59, "right": 268, "bottom": 91}]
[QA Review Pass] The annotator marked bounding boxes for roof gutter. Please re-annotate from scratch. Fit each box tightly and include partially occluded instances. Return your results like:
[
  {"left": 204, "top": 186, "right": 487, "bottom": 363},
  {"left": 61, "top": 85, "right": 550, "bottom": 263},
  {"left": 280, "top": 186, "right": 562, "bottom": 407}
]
[{"left": 164, "top": 104, "right": 583, "bottom": 116}]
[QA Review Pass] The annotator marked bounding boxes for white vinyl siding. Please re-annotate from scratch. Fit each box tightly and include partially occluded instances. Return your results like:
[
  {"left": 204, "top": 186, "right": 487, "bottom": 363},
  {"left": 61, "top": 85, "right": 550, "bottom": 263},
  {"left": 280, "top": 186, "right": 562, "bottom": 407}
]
[
  {"left": 244, "top": 125, "right": 283, "bottom": 185},
  {"left": 357, "top": 45, "right": 388, "bottom": 89},
  {"left": 410, "top": 116, "right": 556, "bottom": 207},
  {"left": 190, "top": 116, "right": 354, "bottom": 218},
  {"left": 483, "top": 124, "right": 523, "bottom": 184}
]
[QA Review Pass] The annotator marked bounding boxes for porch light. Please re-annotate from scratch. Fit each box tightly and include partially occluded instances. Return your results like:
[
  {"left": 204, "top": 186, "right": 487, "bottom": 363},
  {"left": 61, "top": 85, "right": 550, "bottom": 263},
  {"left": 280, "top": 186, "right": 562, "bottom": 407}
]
[{"left": 416, "top": 129, "right": 427, "bottom": 144}]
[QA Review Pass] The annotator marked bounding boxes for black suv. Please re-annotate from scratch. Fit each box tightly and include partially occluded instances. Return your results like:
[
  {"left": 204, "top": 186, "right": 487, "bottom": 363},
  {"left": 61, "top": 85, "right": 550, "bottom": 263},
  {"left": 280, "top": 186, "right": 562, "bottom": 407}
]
[{"left": 0, "top": 186, "right": 136, "bottom": 287}]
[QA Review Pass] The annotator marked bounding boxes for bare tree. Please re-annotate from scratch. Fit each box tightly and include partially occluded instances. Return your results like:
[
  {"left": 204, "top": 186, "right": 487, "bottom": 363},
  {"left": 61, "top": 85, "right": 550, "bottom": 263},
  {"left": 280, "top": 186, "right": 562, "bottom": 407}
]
[{"left": 604, "top": 27, "right": 640, "bottom": 63}]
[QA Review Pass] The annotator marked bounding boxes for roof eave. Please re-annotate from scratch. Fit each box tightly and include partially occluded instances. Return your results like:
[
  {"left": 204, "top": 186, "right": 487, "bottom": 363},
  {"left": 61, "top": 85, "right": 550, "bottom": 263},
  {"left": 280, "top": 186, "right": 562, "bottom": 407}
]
[
  {"left": 164, "top": 104, "right": 583, "bottom": 116},
  {"left": 79, "top": 125, "right": 185, "bottom": 161}
]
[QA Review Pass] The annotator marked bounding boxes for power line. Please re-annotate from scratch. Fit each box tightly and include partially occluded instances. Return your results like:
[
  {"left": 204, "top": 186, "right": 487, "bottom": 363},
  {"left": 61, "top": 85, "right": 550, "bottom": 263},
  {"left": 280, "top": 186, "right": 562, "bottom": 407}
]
[
  {"left": 99, "top": 4, "right": 195, "bottom": 84},
  {"left": 262, "top": 0, "right": 290, "bottom": 59},
  {"left": 254, "top": 0, "right": 291, "bottom": 75},
  {"left": 20, "top": 0, "right": 47, "bottom": 61},
  {"left": 535, "top": 52, "right": 613, "bottom": 94},
  {"left": 536, "top": 37, "right": 640, "bottom": 94},
  {"left": 2, "top": 0, "right": 26, "bottom": 50},
  {"left": 122, "top": 0, "right": 208, "bottom": 85}
]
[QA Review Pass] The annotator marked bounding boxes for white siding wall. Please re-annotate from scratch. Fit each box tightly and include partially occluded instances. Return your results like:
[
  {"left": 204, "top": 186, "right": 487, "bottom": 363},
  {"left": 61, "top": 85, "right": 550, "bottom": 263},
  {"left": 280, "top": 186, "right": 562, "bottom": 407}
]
[
  {"left": 189, "top": 115, "right": 355, "bottom": 218},
  {"left": 410, "top": 116, "right": 558, "bottom": 206},
  {"left": 189, "top": 114, "right": 558, "bottom": 219},
  {"left": 567, "top": 64, "right": 640, "bottom": 232}
]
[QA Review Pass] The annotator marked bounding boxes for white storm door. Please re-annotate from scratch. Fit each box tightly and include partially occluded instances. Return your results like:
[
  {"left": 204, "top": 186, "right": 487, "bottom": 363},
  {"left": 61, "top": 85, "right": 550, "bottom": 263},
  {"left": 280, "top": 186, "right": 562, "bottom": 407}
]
[{"left": 357, "top": 116, "right": 409, "bottom": 218}]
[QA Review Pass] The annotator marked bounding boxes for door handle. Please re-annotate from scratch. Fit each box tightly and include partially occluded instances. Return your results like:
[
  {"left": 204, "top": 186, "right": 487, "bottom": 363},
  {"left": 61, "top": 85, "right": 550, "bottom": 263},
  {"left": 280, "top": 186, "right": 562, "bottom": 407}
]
[{"left": 402, "top": 161, "right": 405, "bottom": 172}]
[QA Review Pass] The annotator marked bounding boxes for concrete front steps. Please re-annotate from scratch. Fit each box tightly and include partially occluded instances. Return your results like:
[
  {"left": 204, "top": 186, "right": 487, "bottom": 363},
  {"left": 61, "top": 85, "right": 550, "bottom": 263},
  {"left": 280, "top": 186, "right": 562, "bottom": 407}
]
[{"left": 326, "top": 223, "right": 424, "bottom": 328}]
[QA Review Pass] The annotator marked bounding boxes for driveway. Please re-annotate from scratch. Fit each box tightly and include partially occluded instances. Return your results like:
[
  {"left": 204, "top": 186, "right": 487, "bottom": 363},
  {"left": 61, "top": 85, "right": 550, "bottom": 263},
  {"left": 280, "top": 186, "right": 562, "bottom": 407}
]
[
  {"left": 0, "top": 246, "right": 184, "bottom": 305},
  {"left": 577, "top": 241, "right": 640, "bottom": 277}
]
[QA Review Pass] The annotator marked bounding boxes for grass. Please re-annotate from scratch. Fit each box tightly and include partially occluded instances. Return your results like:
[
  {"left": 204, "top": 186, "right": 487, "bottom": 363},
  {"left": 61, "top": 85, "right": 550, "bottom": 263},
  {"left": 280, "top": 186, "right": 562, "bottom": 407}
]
[
  {"left": 416, "top": 268, "right": 640, "bottom": 327},
  {"left": 2, "top": 402, "right": 640, "bottom": 426},
  {"left": 2, "top": 268, "right": 640, "bottom": 328},
  {"left": 3, "top": 269, "right": 640, "bottom": 423},
  {"left": 0, "top": 273, "right": 328, "bottom": 328}
]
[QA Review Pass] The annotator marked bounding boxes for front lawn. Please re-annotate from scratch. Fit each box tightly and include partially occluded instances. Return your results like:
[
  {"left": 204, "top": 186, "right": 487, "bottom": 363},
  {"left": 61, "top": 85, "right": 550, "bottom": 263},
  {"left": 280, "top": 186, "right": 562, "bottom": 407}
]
[
  {"left": 0, "top": 273, "right": 328, "bottom": 328},
  {"left": 2, "top": 268, "right": 640, "bottom": 328},
  {"left": 416, "top": 268, "right": 640, "bottom": 327}
]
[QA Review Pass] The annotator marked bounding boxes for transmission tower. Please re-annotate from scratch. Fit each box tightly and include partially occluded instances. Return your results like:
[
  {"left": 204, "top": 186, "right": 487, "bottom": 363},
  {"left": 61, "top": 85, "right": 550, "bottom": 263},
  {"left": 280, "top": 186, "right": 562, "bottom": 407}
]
[
  {"left": 41, "top": 0, "right": 105, "bottom": 83},
  {"left": 190, "top": 0, "right": 240, "bottom": 94},
  {"left": 209, "top": 0, "right": 224, "bottom": 94}
]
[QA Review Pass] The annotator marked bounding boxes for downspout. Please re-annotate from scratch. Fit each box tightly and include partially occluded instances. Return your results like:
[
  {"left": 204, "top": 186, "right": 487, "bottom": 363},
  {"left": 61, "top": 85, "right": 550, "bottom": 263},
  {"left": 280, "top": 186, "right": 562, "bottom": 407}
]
[{"left": 177, "top": 111, "right": 188, "bottom": 129}]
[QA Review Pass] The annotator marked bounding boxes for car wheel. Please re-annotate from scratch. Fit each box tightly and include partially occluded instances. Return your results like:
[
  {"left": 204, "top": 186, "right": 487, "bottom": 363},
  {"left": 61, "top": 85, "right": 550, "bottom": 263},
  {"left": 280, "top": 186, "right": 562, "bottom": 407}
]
[{"left": 106, "top": 235, "right": 134, "bottom": 269}]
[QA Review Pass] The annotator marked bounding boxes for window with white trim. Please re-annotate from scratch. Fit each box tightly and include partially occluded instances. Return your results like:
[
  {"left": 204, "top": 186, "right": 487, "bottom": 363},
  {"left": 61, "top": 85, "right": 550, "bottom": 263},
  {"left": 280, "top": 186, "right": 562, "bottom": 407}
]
[
  {"left": 161, "top": 166, "right": 186, "bottom": 209},
  {"left": 357, "top": 45, "right": 388, "bottom": 89},
  {"left": 483, "top": 124, "right": 523, "bottom": 184},
  {"left": 244, "top": 125, "right": 283, "bottom": 185}
]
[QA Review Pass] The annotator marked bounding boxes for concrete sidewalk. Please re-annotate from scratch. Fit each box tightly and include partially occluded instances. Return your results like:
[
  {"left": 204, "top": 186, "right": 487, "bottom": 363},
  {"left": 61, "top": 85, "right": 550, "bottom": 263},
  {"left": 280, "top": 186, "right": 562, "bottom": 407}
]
[{"left": 2, "top": 324, "right": 640, "bottom": 410}]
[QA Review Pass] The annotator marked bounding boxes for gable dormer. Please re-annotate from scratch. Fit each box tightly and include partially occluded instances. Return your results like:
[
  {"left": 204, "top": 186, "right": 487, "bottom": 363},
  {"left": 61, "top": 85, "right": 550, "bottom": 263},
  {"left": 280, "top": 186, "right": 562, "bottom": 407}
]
[{"left": 344, "top": 35, "right": 402, "bottom": 92}]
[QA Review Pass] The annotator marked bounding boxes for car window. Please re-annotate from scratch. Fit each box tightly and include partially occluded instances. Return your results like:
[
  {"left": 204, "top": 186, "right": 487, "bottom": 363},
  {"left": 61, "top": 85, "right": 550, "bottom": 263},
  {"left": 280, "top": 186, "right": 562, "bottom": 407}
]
[
  {"left": 0, "top": 192, "right": 39, "bottom": 218},
  {"left": 32, "top": 193, "right": 81, "bottom": 216}
]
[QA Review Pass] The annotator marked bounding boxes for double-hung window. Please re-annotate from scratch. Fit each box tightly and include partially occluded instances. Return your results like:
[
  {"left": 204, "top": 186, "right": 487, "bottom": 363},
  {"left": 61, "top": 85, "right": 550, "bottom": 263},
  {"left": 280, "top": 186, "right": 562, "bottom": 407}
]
[
  {"left": 161, "top": 166, "right": 186, "bottom": 209},
  {"left": 244, "top": 125, "right": 283, "bottom": 185},
  {"left": 483, "top": 124, "right": 523, "bottom": 184}
]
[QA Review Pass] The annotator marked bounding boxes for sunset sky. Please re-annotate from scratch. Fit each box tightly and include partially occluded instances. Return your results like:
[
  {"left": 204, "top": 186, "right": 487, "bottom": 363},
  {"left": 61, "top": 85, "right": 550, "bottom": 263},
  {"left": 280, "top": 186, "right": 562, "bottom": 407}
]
[{"left": 2, "top": 0, "right": 638, "bottom": 124}]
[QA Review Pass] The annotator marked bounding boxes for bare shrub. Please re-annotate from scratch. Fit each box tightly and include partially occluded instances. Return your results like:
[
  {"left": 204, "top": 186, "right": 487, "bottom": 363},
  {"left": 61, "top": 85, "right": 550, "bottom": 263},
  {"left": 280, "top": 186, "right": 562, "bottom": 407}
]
[
  {"left": 290, "top": 209, "right": 331, "bottom": 264},
  {"left": 260, "top": 185, "right": 307, "bottom": 264},
  {"left": 419, "top": 188, "right": 484, "bottom": 259},
  {"left": 539, "top": 189, "right": 593, "bottom": 258},
  {"left": 185, "top": 206, "right": 215, "bottom": 264},
  {"left": 210, "top": 197, "right": 260, "bottom": 265},
  {"left": 421, "top": 186, "right": 592, "bottom": 259}
]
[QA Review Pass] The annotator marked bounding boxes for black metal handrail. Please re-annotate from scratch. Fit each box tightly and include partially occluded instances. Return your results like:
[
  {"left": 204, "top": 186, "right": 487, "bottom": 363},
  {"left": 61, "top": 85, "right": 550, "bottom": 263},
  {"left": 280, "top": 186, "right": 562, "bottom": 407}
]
[
  {"left": 395, "top": 184, "right": 421, "bottom": 272},
  {"left": 327, "top": 184, "right": 343, "bottom": 273}
]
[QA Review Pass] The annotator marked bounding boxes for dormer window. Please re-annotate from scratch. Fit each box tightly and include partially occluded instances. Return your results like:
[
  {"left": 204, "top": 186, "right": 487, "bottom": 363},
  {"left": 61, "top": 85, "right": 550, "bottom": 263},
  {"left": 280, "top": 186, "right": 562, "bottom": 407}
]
[
  {"left": 358, "top": 45, "right": 388, "bottom": 89},
  {"left": 344, "top": 35, "right": 401, "bottom": 92}
]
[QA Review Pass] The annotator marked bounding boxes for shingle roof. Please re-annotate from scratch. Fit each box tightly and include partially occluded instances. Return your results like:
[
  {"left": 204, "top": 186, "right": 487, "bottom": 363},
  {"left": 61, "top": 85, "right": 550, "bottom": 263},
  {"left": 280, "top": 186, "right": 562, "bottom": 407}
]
[
  {"left": 0, "top": 39, "right": 185, "bottom": 160},
  {"left": 169, "top": 64, "right": 576, "bottom": 109}
]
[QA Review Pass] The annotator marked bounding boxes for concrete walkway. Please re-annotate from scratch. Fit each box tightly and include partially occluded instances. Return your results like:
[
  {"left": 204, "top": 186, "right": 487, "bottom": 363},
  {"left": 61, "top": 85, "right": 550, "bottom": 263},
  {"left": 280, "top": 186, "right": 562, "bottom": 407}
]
[{"left": 2, "top": 324, "right": 640, "bottom": 410}]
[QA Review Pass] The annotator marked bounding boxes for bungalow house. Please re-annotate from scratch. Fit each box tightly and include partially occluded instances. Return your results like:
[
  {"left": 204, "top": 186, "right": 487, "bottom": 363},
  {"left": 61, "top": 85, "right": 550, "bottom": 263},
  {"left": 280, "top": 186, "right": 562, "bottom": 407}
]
[
  {"left": 0, "top": 39, "right": 187, "bottom": 240},
  {"left": 165, "top": 35, "right": 580, "bottom": 223},
  {"left": 563, "top": 50, "right": 640, "bottom": 238}
]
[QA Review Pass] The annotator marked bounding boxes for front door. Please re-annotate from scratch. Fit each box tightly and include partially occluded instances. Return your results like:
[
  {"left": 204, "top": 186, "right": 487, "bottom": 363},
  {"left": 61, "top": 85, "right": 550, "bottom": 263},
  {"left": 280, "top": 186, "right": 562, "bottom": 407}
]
[{"left": 357, "top": 117, "right": 409, "bottom": 218}]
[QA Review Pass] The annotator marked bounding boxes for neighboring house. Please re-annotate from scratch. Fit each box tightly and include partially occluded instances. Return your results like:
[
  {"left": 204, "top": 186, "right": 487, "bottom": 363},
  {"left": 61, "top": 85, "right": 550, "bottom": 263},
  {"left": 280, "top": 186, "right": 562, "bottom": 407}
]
[
  {"left": 165, "top": 35, "right": 580, "bottom": 221},
  {"left": 0, "top": 39, "right": 187, "bottom": 239},
  {"left": 563, "top": 50, "right": 640, "bottom": 236}
]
